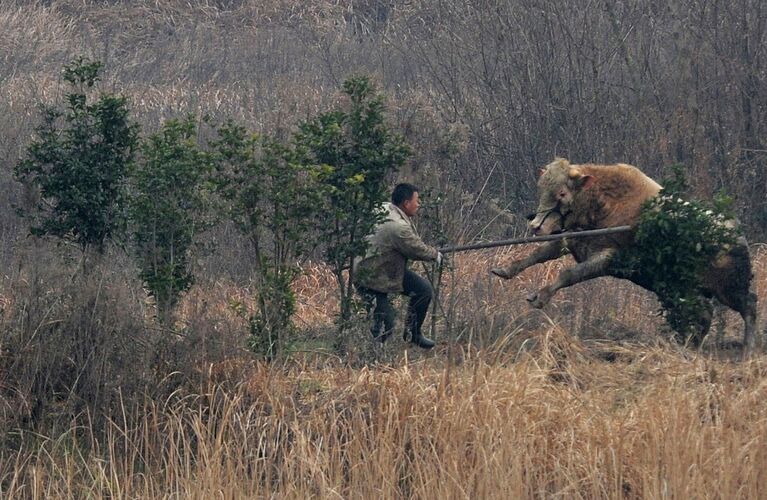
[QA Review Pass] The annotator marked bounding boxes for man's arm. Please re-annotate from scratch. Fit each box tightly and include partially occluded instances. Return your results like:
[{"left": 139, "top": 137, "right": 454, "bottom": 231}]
[{"left": 391, "top": 224, "right": 438, "bottom": 261}]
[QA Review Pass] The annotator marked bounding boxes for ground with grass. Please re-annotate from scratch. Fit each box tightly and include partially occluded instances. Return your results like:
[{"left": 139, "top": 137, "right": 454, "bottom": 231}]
[
  {"left": 4, "top": 333, "right": 767, "bottom": 498},
  {"left": 2, "top": 245, "right": 766, "bottom": 498}
]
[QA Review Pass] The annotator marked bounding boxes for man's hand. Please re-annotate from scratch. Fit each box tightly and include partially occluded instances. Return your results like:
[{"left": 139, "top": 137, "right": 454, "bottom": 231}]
[{"left": 436, "top": 251, "right": 444, "bottom": 268}]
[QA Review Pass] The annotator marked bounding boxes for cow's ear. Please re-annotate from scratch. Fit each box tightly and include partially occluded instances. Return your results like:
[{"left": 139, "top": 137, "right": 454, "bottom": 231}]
[
  {"left": 568, "top": 168, "right": 594, "bottom": 190},
  {"left": 580, "top": 175, "right": 595, "bottom": 190}
]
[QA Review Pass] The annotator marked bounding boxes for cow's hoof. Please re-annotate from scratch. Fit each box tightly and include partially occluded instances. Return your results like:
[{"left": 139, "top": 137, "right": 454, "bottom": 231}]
[
  {"left": 490, "top": 267, "right": 511, "bottom": 279},
  {"left": 492, "top": 265, "right": 522, "bottom": 279},
  {"left": 526, "top": 291, "right": 549, "bottom": 309}
]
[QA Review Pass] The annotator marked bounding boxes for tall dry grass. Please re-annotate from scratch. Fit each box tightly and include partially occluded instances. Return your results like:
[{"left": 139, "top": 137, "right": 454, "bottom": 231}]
[
  {"left": 2, "top": 244, "right": 766, "bottom": 498},
  {"left": 3, "top": 331, "right": 767, "bottom": 498}
]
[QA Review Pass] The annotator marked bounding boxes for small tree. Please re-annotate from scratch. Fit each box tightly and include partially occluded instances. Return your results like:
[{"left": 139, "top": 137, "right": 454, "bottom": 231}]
[
  {"left": 614, "top": 165, "right": 739, "bottom": 344},
  {"left": 130, "top": 116, "right": 212, "bottom": 324},
  {"left": 295, "top": 76, "right": 411, "bottom": 332},
  {"left": 212, "top": 122, "right": 323, "bottom": 358},
  {"left": 15, "top": 57, "right": 138, "bottom": 260}
]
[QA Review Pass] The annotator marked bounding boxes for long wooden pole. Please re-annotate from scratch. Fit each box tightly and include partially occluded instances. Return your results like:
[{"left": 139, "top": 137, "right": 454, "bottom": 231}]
[{"left": 438, "top": 225, "right": 633, "bottom": 254}]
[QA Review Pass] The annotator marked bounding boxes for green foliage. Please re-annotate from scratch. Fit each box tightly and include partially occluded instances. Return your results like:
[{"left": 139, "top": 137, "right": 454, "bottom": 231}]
[
  {"left": 212, "top": 122, "right": 323, "bottom": 359},
  {"left": 247, "top": 266, "right": 298, "bottom": 358},
  {"left": 614, "top": 165, "right": 739, "bottom": 343},
  {"left": 130, "top": 116, "right": 212, "bottom": 323},
  {"left": 295, "top": 76, "right": 411, "bottom": 329},
  {"left": 15, "top": 57, "right": 139, "bottom": 254}
]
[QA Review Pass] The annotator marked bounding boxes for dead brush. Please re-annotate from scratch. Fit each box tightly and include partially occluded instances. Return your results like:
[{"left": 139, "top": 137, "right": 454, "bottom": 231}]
[
  {"left": 291, "top": 262, "right": 338, "bottom": 328},
  {"left": 0, "top": 246, "right": 158, "bottom": 432},
  {"left": 3, "top": 336, "right": 767, "bottom": 498},
  {"left": 502, "top": 318, "right": 592, "bottom": 388},
  {"left": 0, "top": 2, "right": 77, "bottom": 70}
]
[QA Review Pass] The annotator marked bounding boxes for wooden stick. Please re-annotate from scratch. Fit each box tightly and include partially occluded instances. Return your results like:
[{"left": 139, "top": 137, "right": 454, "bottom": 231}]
[
  {"left": 429, "top": 261, "right": 443, "bottom": 341},
  {"left": 438, "top": 226, "right": 633, "bottom": 254}
]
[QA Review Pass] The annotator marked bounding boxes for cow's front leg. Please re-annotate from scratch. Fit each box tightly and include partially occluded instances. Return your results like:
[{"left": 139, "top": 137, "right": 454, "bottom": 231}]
[
  {"left": 491, "top": 241, "right": 565, "bottom": 280},
  {"left": 527, "top": 248, "right": 615, "bottom": 308}
]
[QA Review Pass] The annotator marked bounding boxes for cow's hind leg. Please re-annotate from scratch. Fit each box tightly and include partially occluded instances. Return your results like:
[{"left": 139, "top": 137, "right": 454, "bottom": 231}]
[
  {"left": 713, "top": 303, "right": 726, "bottom": 348},
  {"left": 527, "top": 249, "right": 615, "bottom": 309},
  {"left": 734, "top": 291, "right": 757, "bottom": 357},
  {"left": 675, "top": 299, "right": 714, "bottom": 347},
  {"left": 708, "top": 242, "right": 758, "bottom": 357},
  {"left": 717, "top": 290, "right": 758, "bottom": 357}
]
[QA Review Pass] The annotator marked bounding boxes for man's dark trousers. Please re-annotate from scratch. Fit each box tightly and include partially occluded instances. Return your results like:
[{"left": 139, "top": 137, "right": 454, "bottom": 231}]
[{"left": 358, "top": 270, "right": 433, "bottom": 343}]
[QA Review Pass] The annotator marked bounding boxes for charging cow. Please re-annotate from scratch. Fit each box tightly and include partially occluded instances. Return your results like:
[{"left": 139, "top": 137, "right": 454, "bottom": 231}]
[{"left": 491, "top": 158, "right": 757, "bottom": 355}]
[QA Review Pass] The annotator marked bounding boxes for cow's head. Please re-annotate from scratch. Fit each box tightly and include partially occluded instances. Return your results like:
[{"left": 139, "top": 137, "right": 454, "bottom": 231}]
[{"left": 528, "top": 158, "right": 594, "bottom": 235}]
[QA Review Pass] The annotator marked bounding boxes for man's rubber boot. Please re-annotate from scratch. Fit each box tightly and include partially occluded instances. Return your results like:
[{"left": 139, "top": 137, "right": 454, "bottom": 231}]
[{"left": 411, "top": 332, "right": 435, "bottom": 349}]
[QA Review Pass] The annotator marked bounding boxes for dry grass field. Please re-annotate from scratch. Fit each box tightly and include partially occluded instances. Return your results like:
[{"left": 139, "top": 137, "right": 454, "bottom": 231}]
[
  {"left": 2, "top": 245, "right": 767, "bottom": 499},
  {"left": 7, "top": 341, "right": 767, "bottom": 499},
  {"left": 1, "top": 1, "right": 766, "bottom": 497}
]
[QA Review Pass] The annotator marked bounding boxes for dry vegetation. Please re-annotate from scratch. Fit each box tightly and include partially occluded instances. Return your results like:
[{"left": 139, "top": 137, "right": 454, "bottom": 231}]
[
  {"left": 1, "top": 0, "right": 767, "bottom": 497},
  {"left": 2, "top": 246, "right": 767, "bottom": 498},
  {"left": 6, "top": 341, "right": 767, "bottom": 499}
]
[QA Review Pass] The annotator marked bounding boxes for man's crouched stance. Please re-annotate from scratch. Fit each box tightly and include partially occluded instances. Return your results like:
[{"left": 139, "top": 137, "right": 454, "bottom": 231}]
[
  {"left": 353, "top": 183, "right": 442, "bottom": 349},
  {"left": 357, "top": 270, "right": 434, "bottom": 348}
]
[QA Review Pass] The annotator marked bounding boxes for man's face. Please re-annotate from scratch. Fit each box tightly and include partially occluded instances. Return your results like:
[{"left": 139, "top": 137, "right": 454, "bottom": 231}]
[{"left": 400, "top": 191, "right": 420, "bottom": 217}]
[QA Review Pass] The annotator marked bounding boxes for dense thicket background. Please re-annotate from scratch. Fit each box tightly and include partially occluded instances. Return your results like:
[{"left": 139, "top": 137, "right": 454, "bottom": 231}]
[{"left": 2, "top": 0, "right": 765, "bottom": 260}]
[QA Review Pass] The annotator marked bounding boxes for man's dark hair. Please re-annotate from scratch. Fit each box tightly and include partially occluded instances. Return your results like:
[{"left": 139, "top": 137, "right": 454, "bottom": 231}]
[{"left": 392, "top": 183, "right": 419, "bottom": 206}]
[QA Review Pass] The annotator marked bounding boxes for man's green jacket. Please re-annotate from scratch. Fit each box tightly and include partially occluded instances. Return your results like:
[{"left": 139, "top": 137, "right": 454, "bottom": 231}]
[{"left": 353, "top": 202, "right": 438, "bottom": 293}]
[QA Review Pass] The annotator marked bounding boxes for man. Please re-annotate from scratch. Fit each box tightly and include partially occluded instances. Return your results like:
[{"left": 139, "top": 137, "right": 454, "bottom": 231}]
[{"left": 353, "top": 183, "right": 443, "bottom": 349}]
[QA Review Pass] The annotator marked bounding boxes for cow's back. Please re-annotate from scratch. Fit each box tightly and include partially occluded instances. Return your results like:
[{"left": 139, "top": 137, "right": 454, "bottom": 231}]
[
  {"left": 563, "top": 163, "right": 661, "bottom": 262},
  {"left": 571, "top": 163, "right": 662, "bottom": 230}
]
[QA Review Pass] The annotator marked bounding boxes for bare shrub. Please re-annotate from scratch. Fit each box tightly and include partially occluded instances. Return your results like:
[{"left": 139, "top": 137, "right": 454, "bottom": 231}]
[{"left": 0, "top": 243, "right": 155, "bottom": 432}]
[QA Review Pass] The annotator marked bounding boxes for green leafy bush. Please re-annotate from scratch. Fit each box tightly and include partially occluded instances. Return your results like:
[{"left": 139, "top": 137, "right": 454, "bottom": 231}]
[
  {"left": 295, "top": 76, "right": 410, "bottom": 333},
  {"left": 614, "top": 166, "right": 739, "bottom": 344},
  {"left": 212, "top": 122, "right": 323, "bottom": 359},
  {"left": 15, "top": 57, "right": 138, "bottom": 256},
  {"left": 130, "top": 116, "right": 212, "bottom": 323}
]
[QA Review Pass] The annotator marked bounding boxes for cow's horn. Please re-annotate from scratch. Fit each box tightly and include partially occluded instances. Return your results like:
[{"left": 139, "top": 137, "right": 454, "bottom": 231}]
[{"left": 568, "top": 167, "right": 582, "bottom": 179}]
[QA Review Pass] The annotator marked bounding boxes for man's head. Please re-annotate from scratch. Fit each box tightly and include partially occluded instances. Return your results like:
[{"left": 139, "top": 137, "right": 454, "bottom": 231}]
[{"left": 392, "top": 183, "right": 421, "bottom": 217}]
